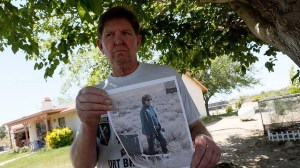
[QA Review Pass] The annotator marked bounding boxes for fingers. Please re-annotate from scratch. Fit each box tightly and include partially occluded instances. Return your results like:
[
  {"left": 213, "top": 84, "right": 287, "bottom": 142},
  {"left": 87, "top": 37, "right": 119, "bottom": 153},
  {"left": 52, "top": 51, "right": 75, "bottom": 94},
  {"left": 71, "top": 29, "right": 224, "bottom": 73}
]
[
  {"left": 77, "top": 86, "right": 109, "bottom": 103},
  {"left": 76, "top": 86, "right": 112, "bottom": 110},
  {"left": 204, "top": 144, "right": 221, "bottom": 168},
  {"left": 192, "top": 134, "right": 221, "bottom": 168},
  {"left": 76, "top": 86, "right": 113, "bottom": 127},
  {"left": 191, "top": 140, "right": 206, "bottom": 168}
]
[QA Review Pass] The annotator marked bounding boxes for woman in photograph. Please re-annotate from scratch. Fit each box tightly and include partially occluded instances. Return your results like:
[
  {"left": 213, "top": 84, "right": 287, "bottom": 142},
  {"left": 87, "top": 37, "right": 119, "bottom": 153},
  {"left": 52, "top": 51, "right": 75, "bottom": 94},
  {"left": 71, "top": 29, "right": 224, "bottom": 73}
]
[{"left": 140, "top": 94, "right": 168, "bottom": 155}]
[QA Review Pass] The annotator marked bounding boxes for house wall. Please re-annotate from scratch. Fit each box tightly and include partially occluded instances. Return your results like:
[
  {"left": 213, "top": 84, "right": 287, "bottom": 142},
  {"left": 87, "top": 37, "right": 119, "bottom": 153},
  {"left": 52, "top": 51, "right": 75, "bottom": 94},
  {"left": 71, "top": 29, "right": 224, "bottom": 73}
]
[
  {"left": 182, "top": 75, "right": 207, "bottom": 118},
  {"left": 50, "top": 113, "right": 63, "bottom": 129},
  {"left": 64, "top": 111, "right": 81, "bottom": 136},
  {"left": 49, "top": 110, "right": 81, "bottom": 137}
]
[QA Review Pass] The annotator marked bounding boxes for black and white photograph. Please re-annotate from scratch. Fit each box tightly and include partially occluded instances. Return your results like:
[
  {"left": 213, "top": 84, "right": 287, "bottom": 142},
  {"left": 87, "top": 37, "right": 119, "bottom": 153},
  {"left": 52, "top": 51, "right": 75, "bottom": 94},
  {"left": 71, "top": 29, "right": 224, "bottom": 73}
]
[{"left": 107, "top": 76, "right": 193, "bottom": 168}]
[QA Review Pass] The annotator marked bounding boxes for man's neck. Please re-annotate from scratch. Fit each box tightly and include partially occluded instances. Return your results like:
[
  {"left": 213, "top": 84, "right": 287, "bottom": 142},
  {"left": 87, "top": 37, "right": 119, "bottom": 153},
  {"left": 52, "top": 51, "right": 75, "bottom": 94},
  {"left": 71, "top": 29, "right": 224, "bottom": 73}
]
[{"left": 111, "top": 62, "right": 139, "bottom": 77}]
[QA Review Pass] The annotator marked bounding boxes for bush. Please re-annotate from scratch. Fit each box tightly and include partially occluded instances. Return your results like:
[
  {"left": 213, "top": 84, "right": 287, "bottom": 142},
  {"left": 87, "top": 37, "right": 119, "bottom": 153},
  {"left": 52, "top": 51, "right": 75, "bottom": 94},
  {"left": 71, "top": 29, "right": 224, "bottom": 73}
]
[
  {"left": 9, "top": 147, "right": 20, "bottom": 154},
  {"left": 8, "top": 146, "right": 30, "bottom": 154},
  {"left": 225, "top": 105, "right": 233, "bottom": 113},
  {"left": 45, "top": 127, "right": 73, "bottom": 149},
  {"left": 288, "top": 86, "right": 300, "bottom": 94},
  {"left": 20, "top": 146, "right": 30, "bottom": 153},
  {"left": 235, "top": 100, "right": 243, "bottom": 110}
]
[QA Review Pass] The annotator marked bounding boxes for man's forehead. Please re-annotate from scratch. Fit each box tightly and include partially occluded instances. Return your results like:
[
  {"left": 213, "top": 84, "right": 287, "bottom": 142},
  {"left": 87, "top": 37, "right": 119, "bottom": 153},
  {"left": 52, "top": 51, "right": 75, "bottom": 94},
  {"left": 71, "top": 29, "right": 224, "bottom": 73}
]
[{"left": 102, "top": 18, "right": 134, "bottom": 32}]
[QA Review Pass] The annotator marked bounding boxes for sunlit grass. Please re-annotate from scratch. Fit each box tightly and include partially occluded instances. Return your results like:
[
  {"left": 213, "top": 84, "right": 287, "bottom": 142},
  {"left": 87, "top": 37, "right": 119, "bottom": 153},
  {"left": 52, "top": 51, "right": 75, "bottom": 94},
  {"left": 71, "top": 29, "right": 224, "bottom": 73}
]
[
  {"left": 202, "top": 112, "right": 238, "bottom": 123},
  {"left": 0, "top": 146, "right": 72, "bottom": 168},
  {"left": 0, "top": 151, "right": 30, "bottom": 163}
]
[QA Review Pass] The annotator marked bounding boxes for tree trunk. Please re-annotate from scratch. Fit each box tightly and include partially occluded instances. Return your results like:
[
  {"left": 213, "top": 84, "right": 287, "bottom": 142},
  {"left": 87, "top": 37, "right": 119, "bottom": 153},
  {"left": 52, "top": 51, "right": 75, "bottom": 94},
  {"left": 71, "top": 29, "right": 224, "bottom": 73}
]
[
  {"left": 201, "top": 0, "right": 300, "bottom": 67},
  {"left": 203, "top": 95, "right": 211, "bottom": 116}
]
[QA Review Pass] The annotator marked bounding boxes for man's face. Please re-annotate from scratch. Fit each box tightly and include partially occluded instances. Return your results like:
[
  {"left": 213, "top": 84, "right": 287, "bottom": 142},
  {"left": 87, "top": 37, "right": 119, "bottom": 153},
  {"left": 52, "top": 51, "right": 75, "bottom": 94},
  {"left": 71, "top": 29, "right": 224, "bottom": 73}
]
[
  {"left": 145, "top": 97, "right": 152, "bottom": 107},
  {"left": 97, "top": 18, "right": 141, "bottom": 73}
]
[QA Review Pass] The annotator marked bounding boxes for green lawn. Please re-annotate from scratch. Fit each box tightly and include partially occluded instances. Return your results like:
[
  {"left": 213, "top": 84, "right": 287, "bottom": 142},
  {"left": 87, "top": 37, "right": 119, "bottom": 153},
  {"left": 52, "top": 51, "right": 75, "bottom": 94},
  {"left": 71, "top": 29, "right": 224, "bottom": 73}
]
[
  {"left": 0, "top": 151, "right": 30, "bottom": 163},
  {"left": 0, "top": 146, "right": 73, "bottom": 168},
  {"left": 202, "top": 112, "right": 238, "bottom": 123}
]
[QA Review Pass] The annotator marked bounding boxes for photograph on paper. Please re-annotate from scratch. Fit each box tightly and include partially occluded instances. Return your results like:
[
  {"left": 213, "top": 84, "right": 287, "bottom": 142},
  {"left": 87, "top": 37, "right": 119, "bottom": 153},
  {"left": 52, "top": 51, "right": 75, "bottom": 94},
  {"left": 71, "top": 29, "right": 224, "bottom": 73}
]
[{"left": 107, "top": 76, "right": 193, "bottom": 168}]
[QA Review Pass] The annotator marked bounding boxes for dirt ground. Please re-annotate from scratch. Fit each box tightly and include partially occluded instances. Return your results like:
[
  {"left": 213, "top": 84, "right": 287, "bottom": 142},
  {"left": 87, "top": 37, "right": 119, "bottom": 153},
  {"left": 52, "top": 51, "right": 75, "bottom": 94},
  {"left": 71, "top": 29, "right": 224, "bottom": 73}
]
[{"left": 205, "top": 113, "right": 300, "bottom": 168}]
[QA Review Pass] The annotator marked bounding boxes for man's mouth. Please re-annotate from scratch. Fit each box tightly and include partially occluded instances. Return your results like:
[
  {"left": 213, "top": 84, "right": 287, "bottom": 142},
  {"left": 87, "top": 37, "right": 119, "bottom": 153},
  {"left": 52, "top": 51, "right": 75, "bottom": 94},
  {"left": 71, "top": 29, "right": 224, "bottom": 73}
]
[{"left": 113, "top": 50, "right": 127, "bottom": 53}]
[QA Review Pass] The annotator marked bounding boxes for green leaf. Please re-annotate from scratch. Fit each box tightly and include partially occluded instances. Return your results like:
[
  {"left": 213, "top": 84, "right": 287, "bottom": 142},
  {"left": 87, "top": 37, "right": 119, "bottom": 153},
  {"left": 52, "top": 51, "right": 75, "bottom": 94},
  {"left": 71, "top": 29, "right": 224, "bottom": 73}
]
[
  {"left": 11, "top": 45, "right": 19, "bottom": 54},
  {"left": 45, "top": 67, "right": 54, "bottom": 78},
  {"left": 34, "top": 63, "right": 39, "bottom": 70},
  {"left": 54, "top": 59, "right": 60, "bottom": 66},
  {"left": 265, "top": 61, "right": 275, "bottom": 72},
  {"left": 38, "top": 62, "right": 44, "bottom": 70},
  {"left": 77, "top": 1, "right": 86, "bottom": 20},
  {"left": 77, "top": 1, "right": 93, "bottom": 23},
  {"left": 58, "top": 39, "right": 67, "bottom": 53},
  {"left": 90, "top": 0, "right": 103, "bottom": 16},
  {"left": 62, "top": 56, "right": 69, "bottom": 64}
]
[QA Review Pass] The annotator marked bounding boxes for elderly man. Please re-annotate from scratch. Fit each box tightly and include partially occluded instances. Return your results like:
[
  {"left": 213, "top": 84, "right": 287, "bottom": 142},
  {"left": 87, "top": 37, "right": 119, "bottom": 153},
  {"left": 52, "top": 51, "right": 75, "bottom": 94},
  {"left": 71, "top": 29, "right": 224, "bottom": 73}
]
[{"left": 71, "top": 6, "right": 221, "bottom": 168}]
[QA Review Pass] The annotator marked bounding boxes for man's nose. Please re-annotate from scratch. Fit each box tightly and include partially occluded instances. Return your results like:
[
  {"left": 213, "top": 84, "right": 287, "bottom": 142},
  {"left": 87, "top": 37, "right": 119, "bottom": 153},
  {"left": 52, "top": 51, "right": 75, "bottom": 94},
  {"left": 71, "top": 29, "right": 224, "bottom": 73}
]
[{"left": 114, "top": 32, "right": 124, "bottom": 45}]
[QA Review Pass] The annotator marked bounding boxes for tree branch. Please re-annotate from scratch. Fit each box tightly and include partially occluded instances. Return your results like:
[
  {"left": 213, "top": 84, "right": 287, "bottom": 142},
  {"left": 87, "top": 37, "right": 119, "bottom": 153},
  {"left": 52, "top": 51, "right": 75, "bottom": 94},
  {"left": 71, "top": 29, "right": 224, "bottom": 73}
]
[{"left": 228, "top": 1, "right": 277, "bottom": 46}]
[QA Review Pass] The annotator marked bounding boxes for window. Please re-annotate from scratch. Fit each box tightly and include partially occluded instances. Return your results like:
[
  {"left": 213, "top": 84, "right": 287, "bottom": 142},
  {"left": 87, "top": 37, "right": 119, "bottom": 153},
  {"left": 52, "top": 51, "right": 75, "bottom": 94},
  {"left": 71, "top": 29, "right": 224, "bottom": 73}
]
[{"left": 58, "top": 117, "right": 66, "bottom": 127}]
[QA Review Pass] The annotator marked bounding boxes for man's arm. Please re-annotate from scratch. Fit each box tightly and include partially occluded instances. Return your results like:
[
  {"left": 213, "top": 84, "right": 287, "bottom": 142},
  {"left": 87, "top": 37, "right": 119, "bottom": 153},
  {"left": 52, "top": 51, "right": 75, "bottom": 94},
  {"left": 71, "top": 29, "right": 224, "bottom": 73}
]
[
  {"left": 189, "top": 119, "right": 221, "bottom": 168},
  {"left": 70, "top": 86, "right": 113, "bottom": 168},
  {"left": 70, "top": 124, "right": 98, "bottom": 168}
]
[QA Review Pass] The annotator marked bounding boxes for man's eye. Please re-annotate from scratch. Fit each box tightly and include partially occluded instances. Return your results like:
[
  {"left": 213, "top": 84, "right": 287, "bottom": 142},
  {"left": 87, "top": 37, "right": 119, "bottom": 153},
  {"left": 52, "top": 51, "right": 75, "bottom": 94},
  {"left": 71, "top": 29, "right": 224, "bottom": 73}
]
[
  {"left": 123, "top": 32, "right": 131, "bottom": 35},
  {"left": 106, "top": 33, "right": 111, "bottom": 37}
]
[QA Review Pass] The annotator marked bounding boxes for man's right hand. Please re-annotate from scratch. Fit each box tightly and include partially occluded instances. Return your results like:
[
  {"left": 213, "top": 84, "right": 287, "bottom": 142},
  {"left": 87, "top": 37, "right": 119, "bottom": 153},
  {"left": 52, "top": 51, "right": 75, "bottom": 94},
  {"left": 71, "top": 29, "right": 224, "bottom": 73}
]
[{"left": 76, "top": 86, "right": 113, "bottom": 128}]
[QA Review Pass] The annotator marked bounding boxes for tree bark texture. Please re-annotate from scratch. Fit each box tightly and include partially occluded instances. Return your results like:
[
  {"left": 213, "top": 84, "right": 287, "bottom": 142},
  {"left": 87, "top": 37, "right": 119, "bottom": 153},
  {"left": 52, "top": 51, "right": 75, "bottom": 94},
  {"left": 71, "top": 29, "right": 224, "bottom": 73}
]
[{"left": 202, "top": 0, "right": 300, "bottom": 67}]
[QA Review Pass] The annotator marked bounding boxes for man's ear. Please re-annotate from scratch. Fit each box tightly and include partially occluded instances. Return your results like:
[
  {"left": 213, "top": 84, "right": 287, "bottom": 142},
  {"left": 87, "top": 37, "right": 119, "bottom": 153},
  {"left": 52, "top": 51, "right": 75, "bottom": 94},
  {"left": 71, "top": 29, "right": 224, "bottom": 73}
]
[
  {"left": 137, "top": 35, "right": 142, "bottom": 48},
  {"left": 96, "top": 39, "right": 104, "bottom": 54}
]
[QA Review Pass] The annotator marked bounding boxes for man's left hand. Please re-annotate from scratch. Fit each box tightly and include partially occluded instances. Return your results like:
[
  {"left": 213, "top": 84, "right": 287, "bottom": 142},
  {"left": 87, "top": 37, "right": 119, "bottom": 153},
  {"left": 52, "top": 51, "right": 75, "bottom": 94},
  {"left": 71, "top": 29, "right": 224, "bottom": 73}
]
[{"left": 191, "top": 134, "right": 221, "bottom": 168}]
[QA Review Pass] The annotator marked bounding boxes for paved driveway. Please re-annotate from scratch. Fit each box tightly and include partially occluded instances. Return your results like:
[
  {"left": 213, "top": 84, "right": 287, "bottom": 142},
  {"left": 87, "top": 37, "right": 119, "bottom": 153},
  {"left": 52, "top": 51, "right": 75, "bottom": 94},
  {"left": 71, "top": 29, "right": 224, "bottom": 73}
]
[{"left": 205, "top": 113, "right": 264, "bottom": 144}]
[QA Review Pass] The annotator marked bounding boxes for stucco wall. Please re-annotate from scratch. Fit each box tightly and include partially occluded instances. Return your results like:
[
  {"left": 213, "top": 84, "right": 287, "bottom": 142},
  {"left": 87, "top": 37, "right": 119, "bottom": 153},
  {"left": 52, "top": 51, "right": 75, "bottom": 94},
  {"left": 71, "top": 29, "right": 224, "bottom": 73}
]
[
  {"left": 64, "top": 111, "right": 81, "bottom": 136},
  {"left": 49, "top": 110, "right": 80, "bottom": 136},
  {"left": 182, "top": 75, "right": 207, "bottom": 118}
]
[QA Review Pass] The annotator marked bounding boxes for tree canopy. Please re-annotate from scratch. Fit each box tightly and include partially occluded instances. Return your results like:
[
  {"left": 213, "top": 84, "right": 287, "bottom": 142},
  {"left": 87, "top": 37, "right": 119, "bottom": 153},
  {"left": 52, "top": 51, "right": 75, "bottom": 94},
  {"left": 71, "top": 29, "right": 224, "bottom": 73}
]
[
  {"left": 191, "top": 55, "right": 259, "bottom": 116},
  {"left": 1, "top": 0, "right": 279, "bottom": 79}
]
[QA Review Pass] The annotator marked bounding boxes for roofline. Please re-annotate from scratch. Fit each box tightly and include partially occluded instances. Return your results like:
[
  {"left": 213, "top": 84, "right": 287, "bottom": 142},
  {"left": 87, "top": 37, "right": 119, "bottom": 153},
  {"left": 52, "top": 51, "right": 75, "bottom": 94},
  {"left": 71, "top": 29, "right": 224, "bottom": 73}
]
[
  {"left": 184, "top": 72, "right": 208, "bottom": 93},
  {"left": 60, "top": 107, "right": 76, "bottom": 114},
  {"left": 4, "top": 108, "right": 66, "bottom": 126}
]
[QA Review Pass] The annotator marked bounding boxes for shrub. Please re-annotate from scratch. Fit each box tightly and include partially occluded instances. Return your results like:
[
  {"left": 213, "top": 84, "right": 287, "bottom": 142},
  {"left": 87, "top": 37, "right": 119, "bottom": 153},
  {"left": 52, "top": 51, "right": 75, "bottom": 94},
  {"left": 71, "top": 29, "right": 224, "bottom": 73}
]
[
  {"left": 45, "top": 127, "right": 73, "bottom": 149},
  {"left": 225, "top": 105, "right": 233, "bottom": 113},
  {"left": 9, "top": 147, "right": 20, "bottom": 154},
  {"left": 20, "top": 146, "right": 30, "bottom": 153},
  {"left": 288, "top": 86, "right": 300, "bottom": 94},
  {"left": 235, "top": 100, "right": 243, "bottom": 110}
]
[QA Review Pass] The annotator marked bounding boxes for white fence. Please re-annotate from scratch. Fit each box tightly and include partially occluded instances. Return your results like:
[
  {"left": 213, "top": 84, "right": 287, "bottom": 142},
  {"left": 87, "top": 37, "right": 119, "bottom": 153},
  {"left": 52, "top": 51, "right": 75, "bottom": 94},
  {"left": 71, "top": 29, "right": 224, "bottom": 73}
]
[{"left": 268, "top": 129, "right": 300, "bottom": 141}]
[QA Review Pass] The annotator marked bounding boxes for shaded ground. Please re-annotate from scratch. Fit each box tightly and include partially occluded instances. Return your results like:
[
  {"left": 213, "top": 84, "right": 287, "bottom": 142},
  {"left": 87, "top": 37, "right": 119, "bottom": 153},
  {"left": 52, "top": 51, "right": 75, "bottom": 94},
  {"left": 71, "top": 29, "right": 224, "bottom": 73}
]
[{"left": 205, "top": 113, "right": 300, "bottom": 168}]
